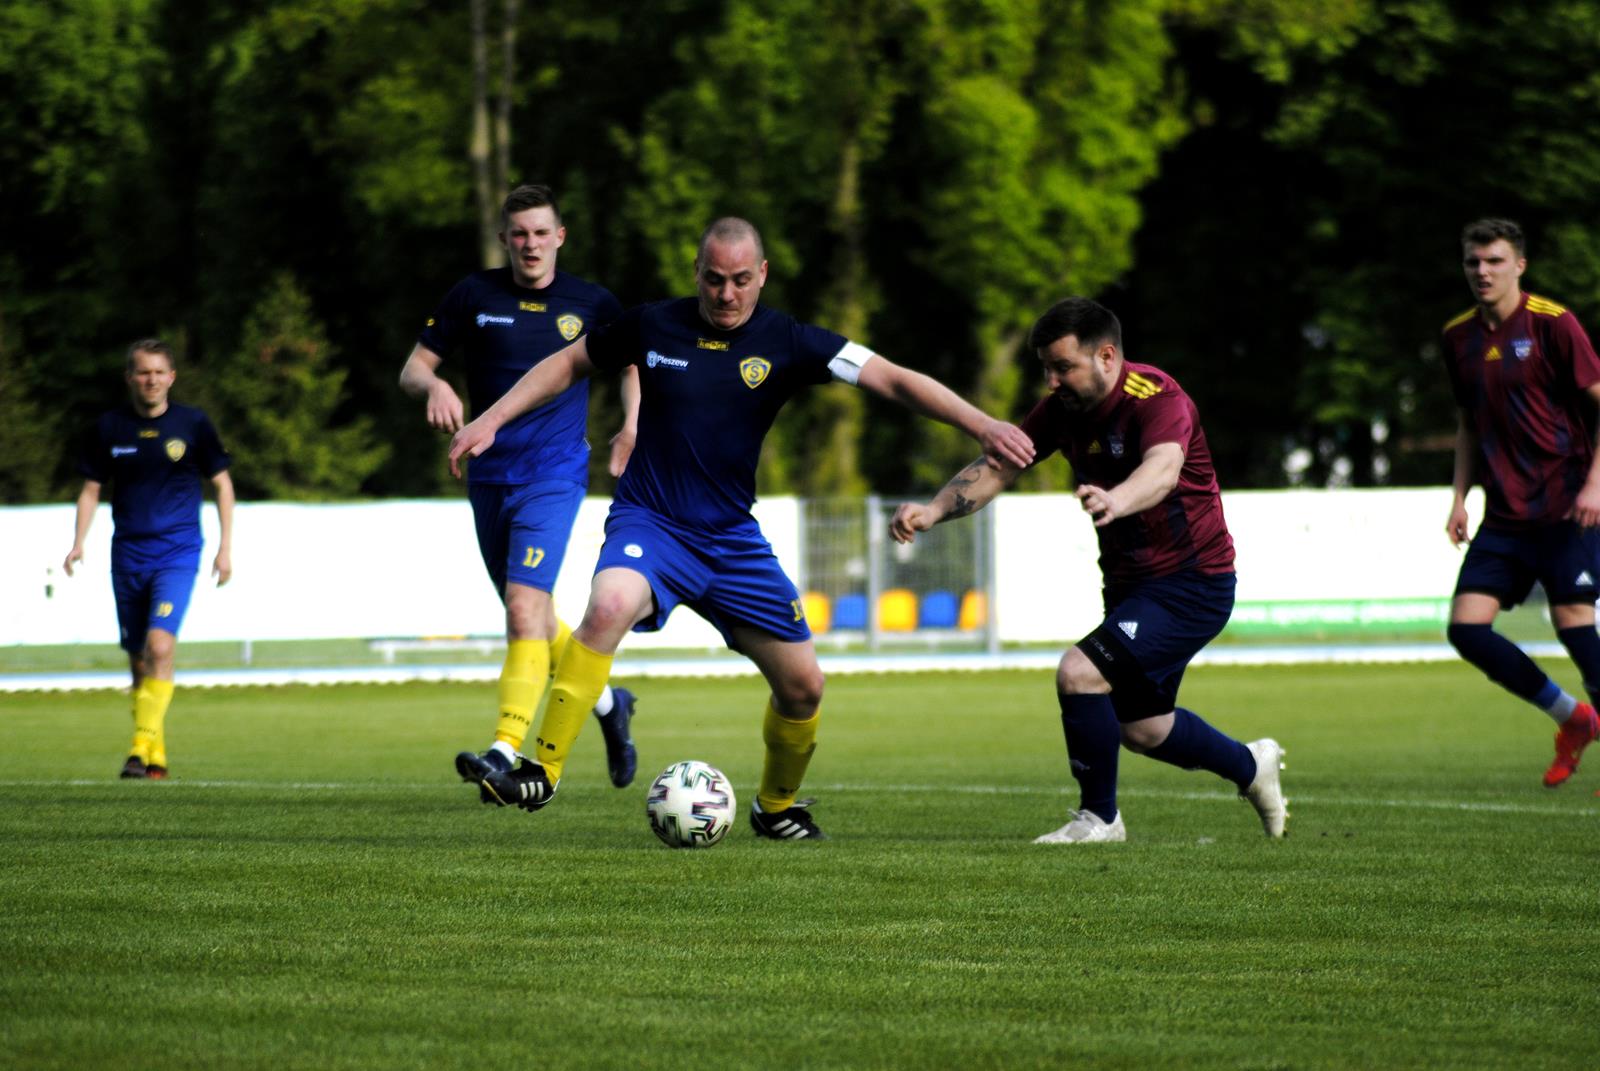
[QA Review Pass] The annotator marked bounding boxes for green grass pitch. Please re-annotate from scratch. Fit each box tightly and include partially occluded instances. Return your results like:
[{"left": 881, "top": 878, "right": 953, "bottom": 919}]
[{"left": 3, "top": 662, "right": 1598, "bottom": 1070}]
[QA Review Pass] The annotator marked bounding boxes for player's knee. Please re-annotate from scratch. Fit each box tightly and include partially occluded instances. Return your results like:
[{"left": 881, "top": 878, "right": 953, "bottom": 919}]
[
  {"left": 1447, "top": 621, "right": 1493, "bottom": 659},
  {"left": 1119, "top": 719, "right": 1166, "bottom": 752},
  {"left": 1057, "top": 648, "right": 1109, "bottom": 696},
  {"left": 774, "top": 667, "right": 824, "bottom": 717},
  {"left": 578, "top": 591, "right": 643, "bottom": 644}
]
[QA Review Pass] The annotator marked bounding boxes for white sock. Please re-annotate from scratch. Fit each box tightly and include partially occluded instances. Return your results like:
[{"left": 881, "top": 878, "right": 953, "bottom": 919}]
[
  {"left": 592, "top": 685, "right": 615, "bottom": 717},
  {"left": 490, "top": 740, "right": 517, "bottom": 763},
  {"left": 1543, "top": 691, "right": 1578, "bottom": 724}
]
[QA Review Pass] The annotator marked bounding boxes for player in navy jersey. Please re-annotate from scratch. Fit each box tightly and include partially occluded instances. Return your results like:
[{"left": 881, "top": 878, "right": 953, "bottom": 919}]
[
  {"left": 64, "top": 339, "right": 235, "bottom": 780},
  {"left": 892, "top": 297, "right": 1287, "bottom": 843},
  {"left": 447, "top": 216, "right": 1036, "bottom": 838},
  {"left": 399, "top": 184, "right": 644, "bottom": 798},
  {"left": 1442, "top": 218, "right": 1600, "bottom": 788}
]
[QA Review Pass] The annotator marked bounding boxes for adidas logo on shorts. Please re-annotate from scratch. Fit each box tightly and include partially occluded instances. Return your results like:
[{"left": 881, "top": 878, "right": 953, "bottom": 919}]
[{"left": 1118, "top": 620, "right": 1138, "bottom": 640}]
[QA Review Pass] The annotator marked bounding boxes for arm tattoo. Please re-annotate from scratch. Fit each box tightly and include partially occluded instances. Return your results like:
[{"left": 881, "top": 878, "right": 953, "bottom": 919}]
[{"left": 949, "top": 492, "right": 979, "bottom": 518}]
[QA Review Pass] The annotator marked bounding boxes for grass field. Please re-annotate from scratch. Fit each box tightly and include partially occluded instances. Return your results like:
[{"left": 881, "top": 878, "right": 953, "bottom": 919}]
[{"left": 4, "top": 662, "right": 1598, "bottom": 1070}]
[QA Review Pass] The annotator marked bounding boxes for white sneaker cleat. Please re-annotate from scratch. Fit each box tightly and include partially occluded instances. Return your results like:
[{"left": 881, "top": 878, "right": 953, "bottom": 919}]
[
  {"left": 1033, "top": 809, "right": 1127, "bottom": 844},
  {"left": 1242, "top": 738, "right": 1288, "bottom": 838}
]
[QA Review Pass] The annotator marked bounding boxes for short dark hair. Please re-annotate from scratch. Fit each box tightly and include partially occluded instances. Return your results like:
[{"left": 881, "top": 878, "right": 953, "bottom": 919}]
[
  {"left": 125, "top": 338, "right": 174, "bottom": 372},
  {"left": 501, "top": 184, "right": 560, "bottom": 228},
  {"left": 1461, "top": 218, "right": 1525, "bottom": 257},
  {"left": 696, "top": 217, "right": 765, "bottom": 265},
  {"left": 1028, "top": 297, "right": 1123, "bottom": 354}
]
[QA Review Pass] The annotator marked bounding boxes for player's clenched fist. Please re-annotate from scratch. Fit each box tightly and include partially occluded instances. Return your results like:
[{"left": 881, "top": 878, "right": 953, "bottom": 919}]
[{"left": 890, "top": 502, "right": 935, "bottom": 545}]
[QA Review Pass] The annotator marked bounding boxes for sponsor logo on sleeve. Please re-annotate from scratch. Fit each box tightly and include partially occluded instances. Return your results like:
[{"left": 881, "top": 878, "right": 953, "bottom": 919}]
[{"left": 739, "top": 356, "right": 772, "bottom": 389}]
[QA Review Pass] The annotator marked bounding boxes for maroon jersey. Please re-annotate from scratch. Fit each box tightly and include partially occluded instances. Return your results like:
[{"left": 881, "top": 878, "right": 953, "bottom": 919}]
[
  {"left": 1021, "top": 361, "right": 1235, "bottom": 583},
  {"left": 1442, "top": 292, "right": 1600, "bottom": 530}
]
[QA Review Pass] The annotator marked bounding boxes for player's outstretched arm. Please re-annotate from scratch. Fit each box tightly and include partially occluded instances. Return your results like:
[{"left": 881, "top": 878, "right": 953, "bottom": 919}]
[
  {"left": 1446, "top": 411, "right": 1479, "bottom": 546},
  {"left": 608, "top": 363, "right": 641, "bottom": 478},
  {"left": 449, "top": 337, "right": 595, "bottom": 478},
  {"left": 891, "top": 457, "right": 1017, "bottom": 544},
  {"left": 854, "top": 354, "right": 1034, "bottom": 470},
  {"left": 398, "top": 344, "right": 464, "bottom": 433},
  {"left": 210, "top": 469, "right": 235, "bottom": 585},
  {"left": 1077, "top": 442, "right": 1184, "bottom": 528},
  {"left": 63, "top": 479, "right": 101, "bottom": 576}
]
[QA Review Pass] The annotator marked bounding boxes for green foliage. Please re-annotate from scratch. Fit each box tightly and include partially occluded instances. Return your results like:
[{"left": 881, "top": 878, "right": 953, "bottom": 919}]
[{"left": 210, "top": 274, "right": 390, "bottom": 500}]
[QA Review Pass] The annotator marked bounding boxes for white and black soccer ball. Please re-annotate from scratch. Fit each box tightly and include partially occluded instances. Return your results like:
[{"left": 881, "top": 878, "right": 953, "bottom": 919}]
[{"left": 646, "top": 760, "right": 736, "bottom": 848}]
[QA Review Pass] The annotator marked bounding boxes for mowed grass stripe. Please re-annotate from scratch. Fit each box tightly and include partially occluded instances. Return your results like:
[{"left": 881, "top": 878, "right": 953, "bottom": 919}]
[{"left": 3, "top": 663, "right": 1599, "bottom": 1070}]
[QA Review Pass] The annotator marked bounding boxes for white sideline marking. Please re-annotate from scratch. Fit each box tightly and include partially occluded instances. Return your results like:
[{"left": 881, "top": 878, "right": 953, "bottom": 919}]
[
  {"left": 0, "top": 642, "right": 1570, "bottom": 693},
  {"left": 1, "top": 779, "right": 1594, "bottom": 818}
]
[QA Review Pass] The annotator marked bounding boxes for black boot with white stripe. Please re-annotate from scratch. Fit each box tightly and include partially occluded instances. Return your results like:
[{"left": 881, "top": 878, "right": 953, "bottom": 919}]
[
  {"left": 481, "top": 758, "right": 558, "bottom": 812},
  {"left": 750, "top": 798, "right": 827, "bottom": 840}
]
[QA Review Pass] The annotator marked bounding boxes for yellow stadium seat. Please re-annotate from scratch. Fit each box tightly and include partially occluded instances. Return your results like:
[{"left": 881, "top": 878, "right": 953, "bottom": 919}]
[
  {"left": 958, "top": 589, "right": 988, "bottom": 631},
  {"left": 878, "top": 588, "right": 917, "bottom": 632},
  {"left": 802, "top": 591, "right": 831, "bottom": 634}
]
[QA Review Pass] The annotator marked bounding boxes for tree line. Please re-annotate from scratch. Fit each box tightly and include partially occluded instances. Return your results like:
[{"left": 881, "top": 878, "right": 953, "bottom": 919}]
[{"left": 3, "top": 0, "right": 1597, "bottom": 504}]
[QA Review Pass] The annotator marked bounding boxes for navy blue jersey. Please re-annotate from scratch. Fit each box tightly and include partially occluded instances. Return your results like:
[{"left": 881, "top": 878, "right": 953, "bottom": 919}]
[
  {"left": 419, "top": 267, "right": 622, "bottom": 486},
  {"left": 586, "top": 299, "right": 849, "bottom": 531},
  {"left": 77, "top": 403, "right": 230, "bottom": 569}
]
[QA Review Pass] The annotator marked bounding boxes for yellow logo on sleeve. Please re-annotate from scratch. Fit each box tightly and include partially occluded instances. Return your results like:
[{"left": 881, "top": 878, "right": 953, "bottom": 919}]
[
  {"left": 557, "top": 314, "right": 583, "bottom": 340},
  {"left": 739, "top": 356, "right": 772, "bottom": 389},
  {"left": 164, "top": 438, "right": 187, "bottom": 462}
]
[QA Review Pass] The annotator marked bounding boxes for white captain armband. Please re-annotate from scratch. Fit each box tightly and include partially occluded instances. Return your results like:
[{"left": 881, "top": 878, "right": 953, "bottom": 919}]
[{"left": 828, "top": 341, "right": 876, "bottom": 385}]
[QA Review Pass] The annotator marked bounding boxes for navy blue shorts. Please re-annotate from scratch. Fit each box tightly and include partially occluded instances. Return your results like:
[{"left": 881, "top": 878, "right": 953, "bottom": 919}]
[
  {"left": 469, "top": 480, "right": 586, "bottom": 596},
  {"left": 1454, "top": 521, "right": 1600, "bottom": 609},
  {"left": 1077, "top": 570, "right": 1236, "bottom": 722},
  {"left": 113, "top": 559, "right": 200, "bottom": 654},
  {"left": 593, "top": 504, "right": 810, "bottom": 648}
]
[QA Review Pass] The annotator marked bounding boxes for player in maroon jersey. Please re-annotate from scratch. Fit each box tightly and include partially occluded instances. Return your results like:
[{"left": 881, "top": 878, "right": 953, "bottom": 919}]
[
  {"left": 892, "top": 297, "right": 1287, "bottom": 843},
  {"left": 1443, "top": 218, "right": 1600, "bottom": 787}
]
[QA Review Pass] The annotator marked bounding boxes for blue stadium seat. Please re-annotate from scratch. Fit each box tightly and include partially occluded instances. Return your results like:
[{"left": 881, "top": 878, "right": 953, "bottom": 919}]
[
  {"left": 918, "top": 589, "right": 960, "bottom": 629},
  {"left": 833, "top": 593, "right": 868, "bottom": 629}
]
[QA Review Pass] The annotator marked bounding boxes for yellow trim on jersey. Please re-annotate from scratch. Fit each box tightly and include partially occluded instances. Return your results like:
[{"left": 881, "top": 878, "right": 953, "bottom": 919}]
[
  {"left": 1443, "top": 308, "right": 1476, "bottom": 332},
  {"left": 1526, "top": 294, "right": 1568, "bottom": 317},
  {"left": 1123, "top": 372, "right": 1162, "bottom": 399}
]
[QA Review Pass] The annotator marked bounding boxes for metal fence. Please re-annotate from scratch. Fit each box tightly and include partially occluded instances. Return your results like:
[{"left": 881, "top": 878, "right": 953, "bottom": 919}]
[{"left": 796, "top": 497, "right": 998, "bottom": 652}]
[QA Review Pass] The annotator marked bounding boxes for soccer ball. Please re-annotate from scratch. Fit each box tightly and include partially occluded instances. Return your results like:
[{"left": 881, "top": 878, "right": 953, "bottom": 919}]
[{"left": 646, "top": 760, "right": 736, "bottom": 848}]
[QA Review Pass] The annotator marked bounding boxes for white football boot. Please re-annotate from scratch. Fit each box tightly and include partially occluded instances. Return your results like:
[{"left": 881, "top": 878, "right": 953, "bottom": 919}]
[
  {"left": 1033, "top": 809, "right": 1126, "bottom": 844},
  {"left": 1242, "top": 738, "right": 1288, "bottom": 838}
]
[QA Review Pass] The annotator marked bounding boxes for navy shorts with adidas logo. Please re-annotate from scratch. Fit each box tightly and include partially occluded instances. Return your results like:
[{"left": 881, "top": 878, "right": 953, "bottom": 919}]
[
  {"left": 1454, "top": 520, "right": 1600, "bottom": 609},
  {"left": 1077, "top": 569, "right": 1237, "bottom": 723}
]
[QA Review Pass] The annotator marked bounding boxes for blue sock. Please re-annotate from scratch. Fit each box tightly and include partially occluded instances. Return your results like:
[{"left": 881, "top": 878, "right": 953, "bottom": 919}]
[
  {"left": 1557, "top": 625, "right": 1600, "bottom": 704},
  {"left": 1058, "top": 693, "right": 1120, "bottom": 823},
  {"left": 1448, "top": 622, "right": 1555, "bottom": 703},
  {"left": 1145, "top": 707, "right": 1256, "bottom": 789}
]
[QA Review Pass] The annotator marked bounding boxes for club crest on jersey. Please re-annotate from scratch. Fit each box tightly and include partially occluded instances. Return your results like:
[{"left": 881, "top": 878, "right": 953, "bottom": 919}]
[
  {"left": 557, "top": 314, "right": 582, "bottom": 341},
  {"left": 164, "top": 438, "right": 187, "bottom": 462},
  {"left": 740, "top": 356, "right": 772, "bottom": 389},
  {"left": 1513, "top": 338, "right": 1533, "bottom": 360},
  {"left": 1108, "top": 434, "right": 1125, "bottom": 458}
]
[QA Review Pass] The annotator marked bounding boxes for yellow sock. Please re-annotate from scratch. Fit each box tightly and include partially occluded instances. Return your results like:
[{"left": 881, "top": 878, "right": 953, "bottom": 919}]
[
  {"left": 758, "top": 701, "right": 819, "bottom": 813},
  {"left": 549, "top": 619, "right": 574, "bottom": 679},
  {"left": 131, "top": 678, "right": 175, "bottom": 762},
  {"left": 494, "top": 639, "right": 549, "bottom": 750},
  {"left": 535, "top": 636, "right": 612, "bottom": 783}
]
